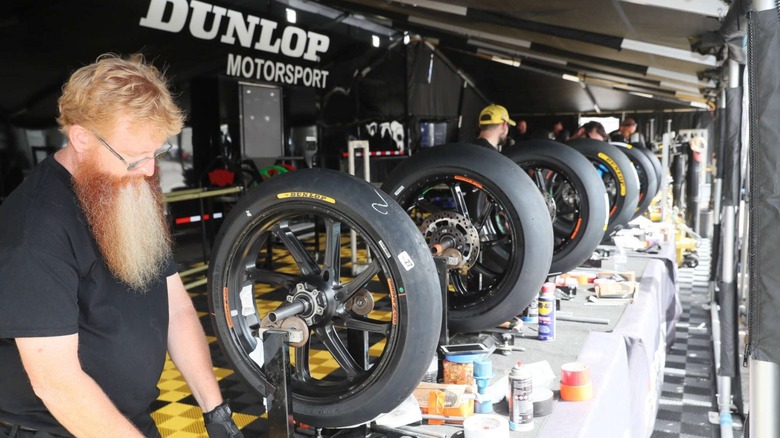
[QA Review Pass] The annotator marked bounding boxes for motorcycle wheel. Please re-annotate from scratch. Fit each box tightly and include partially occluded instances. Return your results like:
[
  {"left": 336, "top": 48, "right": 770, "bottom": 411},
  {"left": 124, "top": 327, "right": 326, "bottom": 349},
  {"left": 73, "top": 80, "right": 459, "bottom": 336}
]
[
  {"left": 381, "top": 143, "right": 554, "bottom": 333},
  {"left": 611, "top": 142, "right": 660, "bottom": 219},
  {"left": 504, "top": 140, "right": 608, "bottom": 274},
  {"left": 208, "top": 169, "right": 442, "bottom": 427},
  {"left": 568, "top": 138, "right": 640, "bottom": 236}
]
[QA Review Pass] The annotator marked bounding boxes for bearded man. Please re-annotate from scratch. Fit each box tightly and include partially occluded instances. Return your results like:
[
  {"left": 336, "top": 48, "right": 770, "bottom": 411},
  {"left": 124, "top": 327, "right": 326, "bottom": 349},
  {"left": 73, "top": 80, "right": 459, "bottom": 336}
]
[{"left": 0, "top": 54, "right": 242, "bottom": 438}]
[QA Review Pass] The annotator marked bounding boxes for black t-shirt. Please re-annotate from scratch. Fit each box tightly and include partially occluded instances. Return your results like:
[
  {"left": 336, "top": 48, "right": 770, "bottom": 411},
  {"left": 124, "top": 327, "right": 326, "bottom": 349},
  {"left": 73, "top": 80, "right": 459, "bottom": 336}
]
[
  {"left": 469, "top": 137, "right": 496, "bottom": 150},
  {"left": 0, "top": 157, "right": 175, "bottom": 437}
]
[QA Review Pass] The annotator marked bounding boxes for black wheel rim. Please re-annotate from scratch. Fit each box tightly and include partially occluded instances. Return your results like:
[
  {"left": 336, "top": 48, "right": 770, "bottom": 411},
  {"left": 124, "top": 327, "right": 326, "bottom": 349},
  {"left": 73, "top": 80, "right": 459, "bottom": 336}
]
[
  {"left": 220, "top": 203, "right": 402, "bottom": 404},
  {"left": 522, "top": 164, "right": 585, "bottom": 254},
  {"left": 593, "top": 161, "right": 621, "bottom": 219},
  {"left": 395, "top": 175, "right": 523, "bottom": 311}
]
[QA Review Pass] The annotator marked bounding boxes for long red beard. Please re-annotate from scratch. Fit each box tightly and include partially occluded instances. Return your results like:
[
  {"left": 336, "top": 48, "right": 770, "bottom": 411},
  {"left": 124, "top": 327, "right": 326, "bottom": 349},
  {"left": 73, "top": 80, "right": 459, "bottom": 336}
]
[{"left": 72, "top": 156, "right": 172, "bottom": 292}]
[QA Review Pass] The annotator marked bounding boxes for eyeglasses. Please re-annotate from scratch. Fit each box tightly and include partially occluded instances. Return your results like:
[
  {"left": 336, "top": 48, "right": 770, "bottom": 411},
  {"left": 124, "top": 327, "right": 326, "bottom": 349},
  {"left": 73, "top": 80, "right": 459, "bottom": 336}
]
[{"left": 92, "top": 132, "right": 172, "bottom": 171}]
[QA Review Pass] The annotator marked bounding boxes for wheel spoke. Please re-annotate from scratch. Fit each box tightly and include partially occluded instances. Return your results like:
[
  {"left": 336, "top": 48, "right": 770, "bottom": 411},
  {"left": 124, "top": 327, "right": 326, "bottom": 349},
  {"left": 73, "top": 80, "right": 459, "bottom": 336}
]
[
  {"left": 553, "top": 219, "right": 575, "bottom": 236},
  {"left": 450, "top": 274, "right": 469, "bottom": 295},
  {"left": 245, "top": 267, "right": 297, "bottom": 288},
  {"left": 470, "top": 262, "right": 499, "bottom": 284},
  {"left": 481, "top": 235, "right": 510, "bottom": 248},
  {"left": 274, "top": 221, "right": 320, "bottom": 276},
  {"left": 451, "top": 183, "right": 471, "bottom": 221},
  {"left": 315, "top": 325, "right": 362, "bottom": 378},
  {"left": 478, "top": 244, "right": 511, "bottom": 275},
  {"left": 554, "top": 199, "right": 577, "bottom": 216},
  {"left": 411, "top": 196, "right": 441, "bottom": 215},
  {"left": 339, "top": 315, "right": 391, "bottom": 336},
  {"left": 293, "top": 341, "right": 313, "bottom": 382},
  {"left": 551, "top": 180, "right": 569, "bottom": 199},
  {"left": 533, "top": 169, "right": 548, "bottom": 192},
  {"left": 322, "top": 218, "right": 342, "bottom": 285},
  {"left": 473, "top": 201, "right": 494, "bottom": 230},
  {"left": 338, "top": 260, "right": 380, "bottom": 302}
]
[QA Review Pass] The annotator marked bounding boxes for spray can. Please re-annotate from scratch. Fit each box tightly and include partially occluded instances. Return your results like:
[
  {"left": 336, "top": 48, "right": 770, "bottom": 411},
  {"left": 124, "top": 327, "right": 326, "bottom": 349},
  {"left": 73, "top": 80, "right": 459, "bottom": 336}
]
[
  {"left": 508, "top": 361, "right": 533, "bottom": 431},
  {"left": 521, "top": 292, "right": 539, "bottom": 323},
  {"left": 538, "top": 282, "right": 556, "bottom": 341}
]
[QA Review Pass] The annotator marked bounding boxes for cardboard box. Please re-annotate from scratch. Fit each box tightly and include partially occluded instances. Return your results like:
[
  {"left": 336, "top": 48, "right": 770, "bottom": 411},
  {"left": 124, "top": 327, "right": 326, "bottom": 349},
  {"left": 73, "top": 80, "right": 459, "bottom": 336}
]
[{"left": 594, "top": 270, "right": 637, "bottom": 300}]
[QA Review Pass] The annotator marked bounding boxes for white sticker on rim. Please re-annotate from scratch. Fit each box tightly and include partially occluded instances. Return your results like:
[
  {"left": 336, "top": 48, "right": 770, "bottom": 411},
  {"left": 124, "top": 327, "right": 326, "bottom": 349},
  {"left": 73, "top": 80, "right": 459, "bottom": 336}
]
[
  {"left": 397, "top": 251, "right": 415, "bottom": 271},
  {"left": 378, "top": 240, "right": 392, "bottom": 258}
]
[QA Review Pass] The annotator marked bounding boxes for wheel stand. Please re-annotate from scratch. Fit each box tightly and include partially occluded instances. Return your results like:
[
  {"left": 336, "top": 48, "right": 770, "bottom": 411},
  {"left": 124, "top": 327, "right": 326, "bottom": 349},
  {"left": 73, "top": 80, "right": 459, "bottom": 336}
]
[
  {"left": 261, "top": 256, "right": 476, "bottom": 437},
  {"left": 261, "top": 329, "right": 295, "bottom": 437}
]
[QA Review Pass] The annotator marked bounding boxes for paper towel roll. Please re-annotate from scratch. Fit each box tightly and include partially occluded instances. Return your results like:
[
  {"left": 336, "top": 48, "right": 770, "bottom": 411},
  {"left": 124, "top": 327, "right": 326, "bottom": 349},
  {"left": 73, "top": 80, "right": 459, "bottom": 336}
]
[{"left": 463, "top": 414, "right": 509, "bottom": 438}]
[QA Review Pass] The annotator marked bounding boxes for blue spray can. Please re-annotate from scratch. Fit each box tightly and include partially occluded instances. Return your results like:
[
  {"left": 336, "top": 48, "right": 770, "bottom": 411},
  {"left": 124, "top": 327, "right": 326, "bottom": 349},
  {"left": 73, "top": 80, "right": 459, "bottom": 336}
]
[{"left": 538, "top": 282, "right": 556, "bottom": 341}]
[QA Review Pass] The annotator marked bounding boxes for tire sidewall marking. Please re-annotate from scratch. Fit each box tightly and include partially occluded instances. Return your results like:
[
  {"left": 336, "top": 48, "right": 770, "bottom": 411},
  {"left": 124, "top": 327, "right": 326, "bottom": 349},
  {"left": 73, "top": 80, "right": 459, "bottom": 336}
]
[
  {"left": 597, "top": 152, "right": 626, "bottom": 196},
  {"left": 277, "top": 192, "right": 336, "bottom": 203}
]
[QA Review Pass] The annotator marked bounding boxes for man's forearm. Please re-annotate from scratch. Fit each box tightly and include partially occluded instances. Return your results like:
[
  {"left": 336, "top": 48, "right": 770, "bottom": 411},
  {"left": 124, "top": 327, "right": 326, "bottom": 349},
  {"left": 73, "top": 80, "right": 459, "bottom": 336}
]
[
  {"left": 167, "top": 302, "right": 224, "bottom": 412},
  {"left": 40, "top": 371, "right": 143, "bottom": 437},
  {"left": 17, "top": 336, "right": 142, "bottom": 438}
]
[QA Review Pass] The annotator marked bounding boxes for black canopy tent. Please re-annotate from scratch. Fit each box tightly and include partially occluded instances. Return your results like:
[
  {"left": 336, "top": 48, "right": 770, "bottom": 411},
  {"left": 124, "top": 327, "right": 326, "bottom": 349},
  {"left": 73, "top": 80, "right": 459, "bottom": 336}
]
[
  {"left": 0, "top": 0, "right": 725, "bottom": 199},
  {"left": 742, "top": 0, "right": 780, "bottom": 435},
  {"left": 0, "top": 0, "right": 721, "bottom": 125},
  {"left": 4, "top": 0, "right": 771, "bottom": 434}
]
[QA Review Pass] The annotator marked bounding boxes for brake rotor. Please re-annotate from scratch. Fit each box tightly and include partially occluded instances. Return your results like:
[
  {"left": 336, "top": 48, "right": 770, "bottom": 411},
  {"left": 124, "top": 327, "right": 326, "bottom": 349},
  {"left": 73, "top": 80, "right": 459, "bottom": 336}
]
[
  {"left": 420, "top": 211, "right": 480, "bottom": 269},
  {"left": 542, "top": 190, "right": 556, "bottom": 220}
]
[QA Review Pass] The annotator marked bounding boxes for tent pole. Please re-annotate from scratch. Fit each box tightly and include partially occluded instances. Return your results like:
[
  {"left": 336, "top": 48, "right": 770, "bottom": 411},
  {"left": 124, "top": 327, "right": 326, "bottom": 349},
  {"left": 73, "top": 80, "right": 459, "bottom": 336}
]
[
  {"left": 661, "top": 119, "right": 672, "bottom": 222},
  {"left": 750, "top": 359, "right": 780, "bottom": 435},
  {"left": 712, "top": 58, "right": 743, "bottom": 438},
  {"left": 716, "top": 206, "right": 736, "bottom": 438}
]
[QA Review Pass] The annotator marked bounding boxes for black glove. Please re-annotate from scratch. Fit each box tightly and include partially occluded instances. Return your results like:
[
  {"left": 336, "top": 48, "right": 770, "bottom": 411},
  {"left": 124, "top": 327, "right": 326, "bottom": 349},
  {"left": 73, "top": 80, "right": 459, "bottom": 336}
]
[{"left": 203, "top": 401, "right": 244, "bottom": 438}]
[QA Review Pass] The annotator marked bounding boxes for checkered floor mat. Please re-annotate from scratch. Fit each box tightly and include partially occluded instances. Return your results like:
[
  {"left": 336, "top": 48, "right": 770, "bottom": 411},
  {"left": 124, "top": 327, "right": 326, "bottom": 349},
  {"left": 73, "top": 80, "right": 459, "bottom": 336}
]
[
  {"left": 652, "top": 239, "right": 719, "bottom": 438},
  {"left": 153, "top": 287, "right": 268, "bottom": 437}
]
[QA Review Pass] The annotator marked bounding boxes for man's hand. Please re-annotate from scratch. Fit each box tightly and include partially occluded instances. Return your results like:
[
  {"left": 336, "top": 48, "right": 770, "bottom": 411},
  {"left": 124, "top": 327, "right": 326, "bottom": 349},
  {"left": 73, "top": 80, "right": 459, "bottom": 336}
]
[{"left": 203, "top": 402, "right": 244, "bottom": 438}]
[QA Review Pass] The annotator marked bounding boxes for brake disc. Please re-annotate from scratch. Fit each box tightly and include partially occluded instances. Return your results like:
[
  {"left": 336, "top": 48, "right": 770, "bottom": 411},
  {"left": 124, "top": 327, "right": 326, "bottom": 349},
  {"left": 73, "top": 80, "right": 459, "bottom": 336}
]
[{"left": 420, "top": 211, "right": 481, "bottom": 269}]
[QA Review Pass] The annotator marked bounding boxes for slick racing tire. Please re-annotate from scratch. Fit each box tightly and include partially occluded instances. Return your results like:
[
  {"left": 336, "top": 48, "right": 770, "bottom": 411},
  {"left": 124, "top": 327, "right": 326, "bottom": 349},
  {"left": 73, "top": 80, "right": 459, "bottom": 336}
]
[
  {"left": 635, "top": 146, "right": 662, "bottom": 194},
  {"left": 208, "top": 169, "right": 442, "bottom": 427},
  {"left": 568, "top": 138, "right": 640, "bottom": 236},
  {"left": 381, "top": 143, "right": 554, "bottom": 333},
  {"left": 504, "top": 140, "right": 608, "bottom": 274},
  {"left": 611, "top": 142, "right": 660, "bottom": 219}
]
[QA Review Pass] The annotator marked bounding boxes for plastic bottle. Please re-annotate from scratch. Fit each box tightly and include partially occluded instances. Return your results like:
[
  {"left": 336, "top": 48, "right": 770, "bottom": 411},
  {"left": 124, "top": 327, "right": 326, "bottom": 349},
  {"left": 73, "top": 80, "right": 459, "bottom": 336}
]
[
  {"left": 508, "top": 361, "right": 534, "bottom": 431},
  {"left": 473, "top": 357, "right": 493, "bottom": 413},
  {"left": 538, "top": 282, "right": 556, "bottom": 341}
]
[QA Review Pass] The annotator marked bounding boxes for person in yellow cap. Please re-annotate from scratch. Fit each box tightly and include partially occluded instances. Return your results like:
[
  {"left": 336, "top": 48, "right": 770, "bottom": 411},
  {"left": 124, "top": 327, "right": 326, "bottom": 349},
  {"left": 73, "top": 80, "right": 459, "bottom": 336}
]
[{"left": 471, "top": 104, "right": 515, "bottom": 151}]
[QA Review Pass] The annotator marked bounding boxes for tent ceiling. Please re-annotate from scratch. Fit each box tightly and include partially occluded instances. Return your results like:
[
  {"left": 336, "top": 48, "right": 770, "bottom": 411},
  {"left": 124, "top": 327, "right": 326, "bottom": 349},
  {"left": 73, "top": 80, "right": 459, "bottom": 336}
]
[
  {"left": 325, "top": 0, "right": 726, "bottom": 112},
  {"left": 0, "top": 0, "right": 726, "bottom": 127}
]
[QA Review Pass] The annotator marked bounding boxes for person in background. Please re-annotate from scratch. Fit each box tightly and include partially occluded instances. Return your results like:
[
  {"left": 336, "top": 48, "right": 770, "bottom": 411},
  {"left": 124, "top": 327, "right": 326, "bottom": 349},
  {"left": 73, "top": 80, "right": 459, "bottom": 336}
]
[
  {"left": 0, "top": 54, "right": 242, "bottom": 438},
  {"left": 471, "top": 104, "right": 516, "bottom": 151},
  {"left": 550, "top": 121, "right": 570, "bottom": 142},
  {"left": 569, "top": 121, "right": 609, "bottom": 142},
  {"left": 609, "top": 117, "right": 647, "bottom": 148},
  {"left": 515, "top": 119, "right": 530, "bottom": 142}
]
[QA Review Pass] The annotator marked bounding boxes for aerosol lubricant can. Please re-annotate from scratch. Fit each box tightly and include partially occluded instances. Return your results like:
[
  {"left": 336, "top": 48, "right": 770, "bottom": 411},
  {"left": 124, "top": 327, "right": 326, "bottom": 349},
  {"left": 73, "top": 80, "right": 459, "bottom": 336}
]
[
  {"left": 508, "top": 361, "right": 533, "bottom": 431},
  {"left": 538, "top": 282, "right": 556, "bottom": 341}
]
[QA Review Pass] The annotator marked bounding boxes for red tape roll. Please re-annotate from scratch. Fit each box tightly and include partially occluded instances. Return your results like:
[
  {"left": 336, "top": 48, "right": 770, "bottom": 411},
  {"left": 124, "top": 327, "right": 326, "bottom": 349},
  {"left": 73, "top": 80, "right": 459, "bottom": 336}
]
[{"left": 561, "top": 362, "right": 590, "bottom": 386}]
